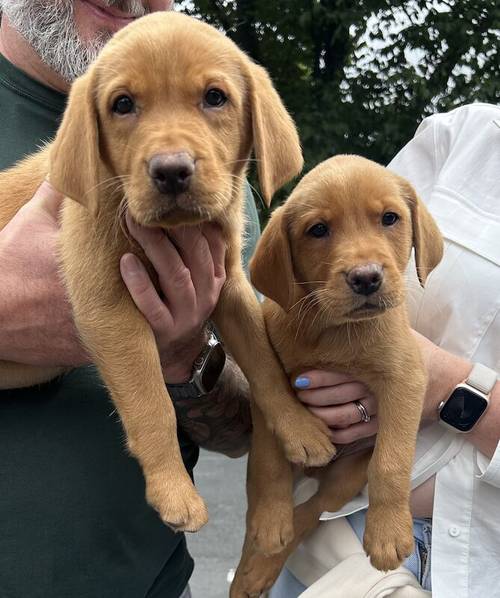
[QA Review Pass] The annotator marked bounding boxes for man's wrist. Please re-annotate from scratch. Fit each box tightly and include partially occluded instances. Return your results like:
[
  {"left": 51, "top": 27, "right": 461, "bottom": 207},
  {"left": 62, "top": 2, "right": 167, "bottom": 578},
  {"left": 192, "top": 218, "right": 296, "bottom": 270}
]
[
  {"left": 161, "top": 328, "right": 209, "bottom": 383},
  {"left": 171, "top": 355, "right": 252, "bottom": 457},
  {"left": 165, "top": 329, "right": 226, "bottom": 398}
]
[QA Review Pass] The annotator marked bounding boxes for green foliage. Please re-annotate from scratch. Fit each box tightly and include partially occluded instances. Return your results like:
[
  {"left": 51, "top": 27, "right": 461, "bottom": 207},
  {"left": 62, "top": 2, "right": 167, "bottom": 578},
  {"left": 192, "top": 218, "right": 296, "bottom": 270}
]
[{"left": 180, "top": 0, "right": 499, "bottom": 211}]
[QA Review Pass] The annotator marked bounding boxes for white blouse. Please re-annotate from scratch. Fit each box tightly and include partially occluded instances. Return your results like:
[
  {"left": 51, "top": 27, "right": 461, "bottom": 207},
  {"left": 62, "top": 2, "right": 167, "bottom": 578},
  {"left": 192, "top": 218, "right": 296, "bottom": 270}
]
[{"left": 291, "top": 103, "right": 500, "bottom": 598}]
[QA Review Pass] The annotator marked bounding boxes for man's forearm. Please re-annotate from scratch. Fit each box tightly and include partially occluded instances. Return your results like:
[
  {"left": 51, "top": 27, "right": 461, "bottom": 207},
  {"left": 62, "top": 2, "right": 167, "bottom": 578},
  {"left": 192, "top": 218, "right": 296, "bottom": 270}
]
[{"left": 173, "top": 356, "right": 252, "bottom": 457}]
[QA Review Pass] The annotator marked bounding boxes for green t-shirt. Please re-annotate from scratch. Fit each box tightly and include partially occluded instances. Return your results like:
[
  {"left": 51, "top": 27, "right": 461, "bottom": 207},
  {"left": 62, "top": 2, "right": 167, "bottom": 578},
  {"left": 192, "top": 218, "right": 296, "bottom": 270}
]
[{"left": 0, "top": 52, "right": 259, "bottom": 598}]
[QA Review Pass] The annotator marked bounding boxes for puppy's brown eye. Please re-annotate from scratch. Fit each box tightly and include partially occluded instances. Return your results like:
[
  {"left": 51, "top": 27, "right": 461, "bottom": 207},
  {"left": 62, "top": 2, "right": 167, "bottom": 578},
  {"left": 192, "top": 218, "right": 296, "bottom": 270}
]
[
  {"left": 112, "top": 95, "right": 135, "bottom": 115},
  {"left": 382, "top": 212, "right": 399, "bottom": 226},
  {"left": 204, "top": 88, "right": 227, "bottom": 108},
  {"left": 307, "top": 223, "right": 329, "bottom": 238}
]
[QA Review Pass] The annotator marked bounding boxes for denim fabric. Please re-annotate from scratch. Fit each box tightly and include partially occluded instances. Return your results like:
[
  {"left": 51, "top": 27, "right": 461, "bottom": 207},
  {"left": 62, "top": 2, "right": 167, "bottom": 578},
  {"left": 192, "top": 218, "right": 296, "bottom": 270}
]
[
  {"left": 348, "top": 510, "right": 432, "bottom": 591},
  {"left": 269, "top": 513, "right": 433, "bottom": 598},
  {"left": 269, "top": 566, "right": 307, "bottom": 598}
]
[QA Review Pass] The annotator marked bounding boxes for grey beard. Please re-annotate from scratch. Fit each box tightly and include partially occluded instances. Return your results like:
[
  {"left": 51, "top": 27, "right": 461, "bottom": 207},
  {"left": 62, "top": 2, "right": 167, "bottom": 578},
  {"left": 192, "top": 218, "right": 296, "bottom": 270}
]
[{"left": 0, "top": 0, "right": 148, "bottom": 83}]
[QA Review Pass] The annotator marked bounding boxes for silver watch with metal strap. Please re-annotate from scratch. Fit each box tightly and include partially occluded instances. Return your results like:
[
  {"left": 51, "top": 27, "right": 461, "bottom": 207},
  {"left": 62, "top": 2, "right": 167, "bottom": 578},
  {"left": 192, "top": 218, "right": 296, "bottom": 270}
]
[
  {"left": 438, "top": 362, "right": 498, "bottom": 433},
  {"left": 167, "top": 330, "right": 226, "bottom": 400}
]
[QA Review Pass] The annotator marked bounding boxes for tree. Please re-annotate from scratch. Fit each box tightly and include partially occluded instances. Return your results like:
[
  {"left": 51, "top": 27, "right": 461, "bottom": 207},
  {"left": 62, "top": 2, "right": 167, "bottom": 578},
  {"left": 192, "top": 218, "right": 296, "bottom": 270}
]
[{"left": 181, "top": 0, "right": 500, "bottom": 208}]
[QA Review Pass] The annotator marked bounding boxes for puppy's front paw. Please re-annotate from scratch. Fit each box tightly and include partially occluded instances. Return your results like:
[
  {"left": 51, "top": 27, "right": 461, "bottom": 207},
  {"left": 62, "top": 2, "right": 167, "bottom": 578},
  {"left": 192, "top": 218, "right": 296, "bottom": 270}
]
[
  {"left": 249, "top": 507, "right": 294, "bottom": 555},
  {"left": 146, "top": 472, "right": 208, "bottom": 532},
  {"left": 275, "top": 410, "right": 336, "bottom": 467},
  {"left": 363, "top": 505, "right": 414, "bottom": 571}
]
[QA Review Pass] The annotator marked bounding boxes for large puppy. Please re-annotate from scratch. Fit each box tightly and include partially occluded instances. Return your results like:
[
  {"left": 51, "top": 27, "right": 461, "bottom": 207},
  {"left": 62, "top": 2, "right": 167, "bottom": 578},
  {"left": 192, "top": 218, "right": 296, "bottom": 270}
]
[
  {"left": 0, "top": 13, "right": 336, "bottom": 532},
  {"left": 231, "top": 155, "right": 443, "bottom": 596}
]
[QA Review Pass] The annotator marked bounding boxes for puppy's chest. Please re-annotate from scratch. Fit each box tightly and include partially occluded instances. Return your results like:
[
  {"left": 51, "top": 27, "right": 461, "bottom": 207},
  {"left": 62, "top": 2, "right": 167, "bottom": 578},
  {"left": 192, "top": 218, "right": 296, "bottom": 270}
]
[
  {"left": 277, "top": 339, "right": 372, "bottom": 379},
  {"left": 267, "top": 319, "right": 382, "bottom": 380}
]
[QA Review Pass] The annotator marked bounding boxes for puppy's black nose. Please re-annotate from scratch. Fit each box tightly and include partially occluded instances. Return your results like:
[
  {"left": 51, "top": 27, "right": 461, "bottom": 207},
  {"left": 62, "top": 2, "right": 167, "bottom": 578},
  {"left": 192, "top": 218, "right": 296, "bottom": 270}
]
[
  {"left": 148, "top": 152, "right": 195, "bottom": 195},
  {"left": 346, "top": 263, "right": 383, "bottom": 296}
]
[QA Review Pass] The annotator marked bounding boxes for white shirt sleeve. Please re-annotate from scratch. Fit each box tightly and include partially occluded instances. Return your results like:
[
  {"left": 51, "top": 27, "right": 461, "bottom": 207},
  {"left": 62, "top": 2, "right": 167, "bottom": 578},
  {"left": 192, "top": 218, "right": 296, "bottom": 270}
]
[{"left": 475, "top": 440, "right": 500, "bottom": 488}]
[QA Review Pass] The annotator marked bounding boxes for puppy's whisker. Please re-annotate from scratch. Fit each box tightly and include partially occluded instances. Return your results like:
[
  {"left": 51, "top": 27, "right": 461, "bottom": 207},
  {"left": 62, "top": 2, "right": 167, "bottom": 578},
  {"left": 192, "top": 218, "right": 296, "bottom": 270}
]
[
  {"left": 294, "top": 280, "right": 329, "bottom": 286},
  {"left": 84, "top": 174, "right": 130, "bottom": 201},
  {"left": 227, "top": 174, "right": 265, "bottom": 208},
  {"left": 224, "top": 158, "right": 262, "bottom": 166},
  {"left": 115, "top": 195, "right": 131, "bottom": 245}
]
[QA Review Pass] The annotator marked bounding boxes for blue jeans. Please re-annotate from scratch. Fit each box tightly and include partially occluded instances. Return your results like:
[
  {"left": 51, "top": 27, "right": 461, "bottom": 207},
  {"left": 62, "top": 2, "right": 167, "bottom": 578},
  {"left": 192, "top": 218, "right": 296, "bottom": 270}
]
[{"left": 270, "top": 512, "right": 432, "bottom": 598}]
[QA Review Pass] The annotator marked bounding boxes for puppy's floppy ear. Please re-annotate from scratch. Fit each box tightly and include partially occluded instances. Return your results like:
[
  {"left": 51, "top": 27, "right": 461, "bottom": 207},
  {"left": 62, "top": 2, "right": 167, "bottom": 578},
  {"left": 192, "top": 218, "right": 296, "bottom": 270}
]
[
  {"left": 50, "top": 68, "right": 103, "bottom": 217},
  {"left": 250, "top": 206, "right": 299, "bottom": 310},
  {"left": 399, "top": 177, "right": 443, "bottom": 286},
  {"left": 245, "top": 63, "right": 303, "bottom": 206}
]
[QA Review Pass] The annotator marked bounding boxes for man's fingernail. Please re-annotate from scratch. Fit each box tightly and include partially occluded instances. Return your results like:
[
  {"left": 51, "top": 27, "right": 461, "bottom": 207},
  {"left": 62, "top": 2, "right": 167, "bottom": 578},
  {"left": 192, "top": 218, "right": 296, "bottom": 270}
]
[
  {"left": 121, "top": 254, "right": 141, "bottom": 276},
  {"left": 295, "top": 376, "right": 310, "bottom": 389}
]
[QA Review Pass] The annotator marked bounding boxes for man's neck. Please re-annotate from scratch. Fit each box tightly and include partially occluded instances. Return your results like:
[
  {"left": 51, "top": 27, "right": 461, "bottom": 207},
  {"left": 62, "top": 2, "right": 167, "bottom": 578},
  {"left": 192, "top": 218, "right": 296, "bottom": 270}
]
[{"left": 0, "top": 13, "right": 69, "bottom": 93}]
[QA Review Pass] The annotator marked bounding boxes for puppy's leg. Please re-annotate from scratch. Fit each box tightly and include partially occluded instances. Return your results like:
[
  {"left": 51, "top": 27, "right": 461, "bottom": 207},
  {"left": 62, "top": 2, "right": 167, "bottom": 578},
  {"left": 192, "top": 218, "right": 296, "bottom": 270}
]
[
  {"left": 61, "top": 212, "right": 207, "bottom": 532},
  {"left": 213, "top": 266, "right": 335, "bottom": 468},
  {"left": 231, "top": 450, "right": 371, "bottom": 598},
  {"left": 75, "top": 298, "right": 208, "bottom": 531},
  {"left": 363, "top": 359, "right": 425, "bottom": 571},
  {"left": 246, "top": 402, "right": 294, "bottom": 556}
]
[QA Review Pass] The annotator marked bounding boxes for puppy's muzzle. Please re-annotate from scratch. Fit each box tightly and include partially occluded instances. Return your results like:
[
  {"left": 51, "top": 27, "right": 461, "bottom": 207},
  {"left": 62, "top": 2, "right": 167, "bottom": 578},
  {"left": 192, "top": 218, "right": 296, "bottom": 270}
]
[
  {"left": 346, "top": 263, "right": 384, "bottom": 296},
  {"left": 149, "top": 152, "right": 195, "bottom": 196}
]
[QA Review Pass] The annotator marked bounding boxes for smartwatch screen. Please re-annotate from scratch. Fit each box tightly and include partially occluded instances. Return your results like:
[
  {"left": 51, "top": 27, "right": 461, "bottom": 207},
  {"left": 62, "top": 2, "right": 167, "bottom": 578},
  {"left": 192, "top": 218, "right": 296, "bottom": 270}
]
[
  {"left": 440, "top": 386, "right": 489, "bottom": 432},
  {"left": 200, "top": 343, "right": 226, "bottom": 393}
]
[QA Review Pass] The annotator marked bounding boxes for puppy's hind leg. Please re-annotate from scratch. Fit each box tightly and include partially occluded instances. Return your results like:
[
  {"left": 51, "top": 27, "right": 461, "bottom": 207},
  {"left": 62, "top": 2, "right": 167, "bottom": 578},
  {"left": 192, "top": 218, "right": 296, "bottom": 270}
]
[
  {"left": 246, "top": 403, "right": 295, "bottom": 556},
  {"left": 231, "top": 450, "right": 372, "bottom": 598}
]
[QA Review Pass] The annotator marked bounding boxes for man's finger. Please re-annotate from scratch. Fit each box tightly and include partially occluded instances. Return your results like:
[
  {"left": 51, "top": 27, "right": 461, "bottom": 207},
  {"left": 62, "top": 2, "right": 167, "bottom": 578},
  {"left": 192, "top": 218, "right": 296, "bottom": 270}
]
[
  {"left": 120, "top": 253, "right": 174, "bottom": 331},
  {"left": 29, "top": 179, "right": 65, "bottom": 219},
  {"left": 202, "top": 223, "right": 227, "bottom": 281}
]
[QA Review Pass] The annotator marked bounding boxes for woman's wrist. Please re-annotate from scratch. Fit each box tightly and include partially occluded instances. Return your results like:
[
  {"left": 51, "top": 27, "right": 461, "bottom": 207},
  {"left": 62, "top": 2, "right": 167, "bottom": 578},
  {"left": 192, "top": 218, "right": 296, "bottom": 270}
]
[{"left": 413, "top": 331, "right": 472, "bottom": 424}]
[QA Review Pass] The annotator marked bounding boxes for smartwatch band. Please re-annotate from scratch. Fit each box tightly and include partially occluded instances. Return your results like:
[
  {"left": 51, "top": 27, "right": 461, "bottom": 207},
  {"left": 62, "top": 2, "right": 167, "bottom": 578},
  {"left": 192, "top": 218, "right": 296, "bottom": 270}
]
[{"left": 467, "top": 362, "right": 498, "bottom": 395}]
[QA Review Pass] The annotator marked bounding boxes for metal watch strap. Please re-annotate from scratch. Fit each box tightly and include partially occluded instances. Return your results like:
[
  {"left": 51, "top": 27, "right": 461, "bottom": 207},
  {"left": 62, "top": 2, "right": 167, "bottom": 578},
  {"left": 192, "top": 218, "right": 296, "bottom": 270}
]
[
  {"left": 166, "top": 330, "right": 224, "bottom": 400},
  {"left": 466, "top": 363, "right": 498, "bottom": 395},
  {"left": 167, "top": 381, "right": 201, "bottom": 400}
]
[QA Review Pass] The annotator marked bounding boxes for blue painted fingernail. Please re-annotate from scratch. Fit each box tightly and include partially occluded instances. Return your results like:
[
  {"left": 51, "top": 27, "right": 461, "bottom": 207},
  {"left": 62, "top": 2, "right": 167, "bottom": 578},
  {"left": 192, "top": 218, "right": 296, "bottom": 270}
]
[{"left": 294, "top": 376, "right": 310, "bottom": 389}]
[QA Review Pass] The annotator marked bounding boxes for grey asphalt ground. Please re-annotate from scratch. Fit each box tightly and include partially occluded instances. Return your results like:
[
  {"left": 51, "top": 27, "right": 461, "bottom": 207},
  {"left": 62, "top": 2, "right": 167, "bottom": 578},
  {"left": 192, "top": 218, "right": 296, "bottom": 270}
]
[{"left": 187, "top": 449, "right": 248, "bottom": 598}]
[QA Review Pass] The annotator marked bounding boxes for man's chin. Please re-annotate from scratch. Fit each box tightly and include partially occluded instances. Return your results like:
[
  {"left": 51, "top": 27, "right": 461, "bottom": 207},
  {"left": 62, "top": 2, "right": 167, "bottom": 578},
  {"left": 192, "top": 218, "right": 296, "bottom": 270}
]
[{"left": 75, "top": 0, "right": 142, "bottom": 36}]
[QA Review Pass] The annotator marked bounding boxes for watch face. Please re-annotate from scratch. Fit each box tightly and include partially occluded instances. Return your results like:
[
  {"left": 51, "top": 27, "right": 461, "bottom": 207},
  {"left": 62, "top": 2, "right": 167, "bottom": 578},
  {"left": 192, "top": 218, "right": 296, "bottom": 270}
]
[
  {"left": 440, "top": 386, "right": 489, "bottom": 432},
  {"left": 200, "top": 343, "right": 226, "bottom": 393}
]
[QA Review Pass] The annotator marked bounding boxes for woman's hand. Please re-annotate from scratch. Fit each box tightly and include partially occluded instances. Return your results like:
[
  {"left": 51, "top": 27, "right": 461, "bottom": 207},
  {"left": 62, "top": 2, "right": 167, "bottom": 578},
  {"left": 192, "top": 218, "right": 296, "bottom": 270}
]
[
  {"left": 293, "top": 371, "right": 378, "bottom": 444},
  {"left": 121, "top": 214, "right": 227, "bottom": 383}
]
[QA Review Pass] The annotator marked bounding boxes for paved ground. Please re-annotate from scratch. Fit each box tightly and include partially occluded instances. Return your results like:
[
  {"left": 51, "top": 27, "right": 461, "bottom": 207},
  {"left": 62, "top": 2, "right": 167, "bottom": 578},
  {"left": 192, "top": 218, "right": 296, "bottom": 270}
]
[{"left": 187, "top": 450, "right": 248, "bottom": 598}]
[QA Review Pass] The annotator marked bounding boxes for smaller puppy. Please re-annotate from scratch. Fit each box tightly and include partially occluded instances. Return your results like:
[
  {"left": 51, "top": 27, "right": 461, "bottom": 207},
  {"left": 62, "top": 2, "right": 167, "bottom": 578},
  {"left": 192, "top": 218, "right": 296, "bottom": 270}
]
[{"left": 231, "top": 155, "right": 443, "bottom": 597}]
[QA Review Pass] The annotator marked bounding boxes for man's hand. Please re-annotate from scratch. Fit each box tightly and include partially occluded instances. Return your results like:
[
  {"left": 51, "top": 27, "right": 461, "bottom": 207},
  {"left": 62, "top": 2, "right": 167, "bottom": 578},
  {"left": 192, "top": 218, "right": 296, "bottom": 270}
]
[
  {"left": 0, "top": 183, "right": 226, "bottom": 380},
  {"left": 0, "top": 180, "right": 88, "bottom": 367},
  {"left": 121, "top": 214, "right": 227, "bottom": 383},
  {"left": 293, "top": 371, "right": 378, "bottom": 444}
]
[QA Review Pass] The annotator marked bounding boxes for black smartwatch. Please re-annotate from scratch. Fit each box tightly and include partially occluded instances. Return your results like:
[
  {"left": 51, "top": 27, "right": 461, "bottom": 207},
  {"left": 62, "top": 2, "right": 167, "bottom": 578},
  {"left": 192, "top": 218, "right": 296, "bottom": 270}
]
[
  {"left": 167, "top": 331, "right": 226, "bottom": 399},
  {"left": 438, "top": 363, "right": 497, "bottom": 433}
]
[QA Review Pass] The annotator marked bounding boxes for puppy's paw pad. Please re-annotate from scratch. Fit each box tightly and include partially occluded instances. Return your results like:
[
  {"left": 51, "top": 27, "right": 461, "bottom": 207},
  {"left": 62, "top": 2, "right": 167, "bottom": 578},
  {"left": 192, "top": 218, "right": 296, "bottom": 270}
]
[{"left": 146, "top": 474, "right": 208, "bottom": 532}]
